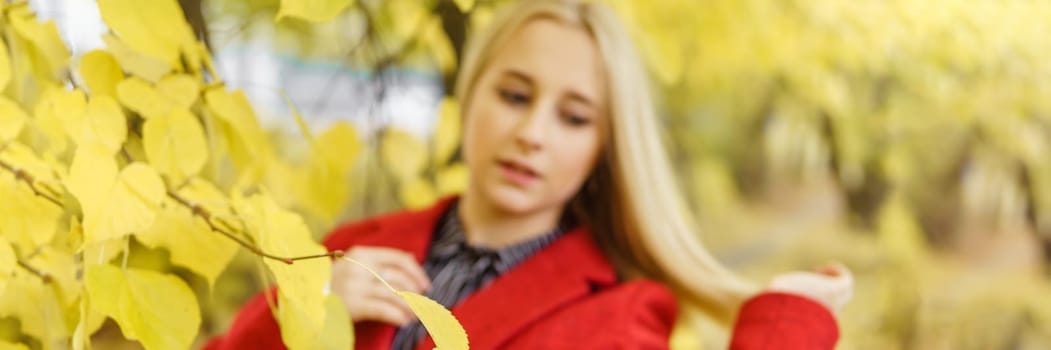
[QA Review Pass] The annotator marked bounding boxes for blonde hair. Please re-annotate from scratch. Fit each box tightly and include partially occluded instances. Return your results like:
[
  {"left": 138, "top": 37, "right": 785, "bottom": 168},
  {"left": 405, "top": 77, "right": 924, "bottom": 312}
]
[{"left": 455, "top": 0, "right": 757, "bottom": 322}]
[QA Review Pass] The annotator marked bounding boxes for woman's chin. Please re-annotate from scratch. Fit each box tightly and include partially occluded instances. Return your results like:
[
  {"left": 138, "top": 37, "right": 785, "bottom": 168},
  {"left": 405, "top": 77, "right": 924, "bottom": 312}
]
[{"left": 484, "top": 184, "right": 541, "bottom": 214}]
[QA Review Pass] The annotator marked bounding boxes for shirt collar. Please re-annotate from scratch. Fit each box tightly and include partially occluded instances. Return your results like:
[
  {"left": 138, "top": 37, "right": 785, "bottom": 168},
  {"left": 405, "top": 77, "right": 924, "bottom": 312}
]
[{"left": 428, "top": 202, "right": 565, "bottom": 274}]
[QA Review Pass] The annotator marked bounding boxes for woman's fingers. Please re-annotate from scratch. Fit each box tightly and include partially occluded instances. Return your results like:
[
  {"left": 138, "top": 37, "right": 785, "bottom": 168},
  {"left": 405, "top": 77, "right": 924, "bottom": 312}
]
[
  {"left": 332, "top": 246, "right": 429, "bottom": 326},
  {"left": 377, "top": 267, "right": 424, "bottom": 293},
  {"left": 348, "top": 247, "right": 431, "bottom": 291},
  {"left": 766, "top": 262, "right": 855, "bottom": 314},
  {"left": 355, "top": 292, "right": 414, "bottom": 326}
]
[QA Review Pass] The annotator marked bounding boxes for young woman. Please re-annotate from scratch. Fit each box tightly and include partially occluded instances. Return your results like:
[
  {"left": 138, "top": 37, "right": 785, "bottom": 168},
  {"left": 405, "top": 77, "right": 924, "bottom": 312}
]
[{"left": 206, "top": 0, "right": 852, "bottom": 348}]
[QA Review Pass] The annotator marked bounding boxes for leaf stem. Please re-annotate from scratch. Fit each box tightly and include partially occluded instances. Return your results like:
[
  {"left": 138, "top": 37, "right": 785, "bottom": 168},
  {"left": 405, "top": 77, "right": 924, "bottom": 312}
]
[
  {"left": 16, "top": 258, "right": 52, "bottom": 283},
  {"left": 0, "top": 155, "right": 64, "bottom": 207},
  {"left": 166, "top": 191, "right": 341, "bottom": 264}
]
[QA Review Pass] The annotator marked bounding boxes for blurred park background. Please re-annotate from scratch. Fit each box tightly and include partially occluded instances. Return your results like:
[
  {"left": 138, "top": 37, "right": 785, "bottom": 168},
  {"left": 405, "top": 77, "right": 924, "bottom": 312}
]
[{"left": 14, "top": 0, "right": 1051, "bottom": 349}]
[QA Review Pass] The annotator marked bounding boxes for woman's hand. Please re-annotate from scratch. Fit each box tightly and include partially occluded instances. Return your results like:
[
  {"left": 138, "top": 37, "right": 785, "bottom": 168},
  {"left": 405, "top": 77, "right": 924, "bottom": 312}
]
[
  {"left": 765, "top": 262, "right": 853, "bottom": 314},
  {"left": 330, "top": 246, "right": 432, "bottom": 326}
]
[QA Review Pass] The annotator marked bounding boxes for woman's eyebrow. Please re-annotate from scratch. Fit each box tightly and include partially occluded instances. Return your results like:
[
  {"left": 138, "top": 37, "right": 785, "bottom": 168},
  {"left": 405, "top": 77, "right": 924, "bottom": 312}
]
[
  {"left": 500, "top": 69, "right": 534, "bottom": 85},
  {"left": 565, "top": 92, "right": 596, "bottom": 108}
]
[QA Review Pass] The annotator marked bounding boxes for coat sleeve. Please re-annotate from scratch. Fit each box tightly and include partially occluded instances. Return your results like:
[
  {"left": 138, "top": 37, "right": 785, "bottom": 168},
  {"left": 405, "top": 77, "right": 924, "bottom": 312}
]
[
  {"left": 202, "top": 218, "right": 379, "bottom": 350},
  {"left": 729, "top": 292, "right": 840, "bottom": 350}
]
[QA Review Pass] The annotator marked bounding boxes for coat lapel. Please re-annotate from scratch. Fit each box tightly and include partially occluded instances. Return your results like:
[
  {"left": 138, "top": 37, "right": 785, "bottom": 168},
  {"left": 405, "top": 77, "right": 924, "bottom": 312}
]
[{"left": 415, "top": 227, "right": 618, "bottom": 350}]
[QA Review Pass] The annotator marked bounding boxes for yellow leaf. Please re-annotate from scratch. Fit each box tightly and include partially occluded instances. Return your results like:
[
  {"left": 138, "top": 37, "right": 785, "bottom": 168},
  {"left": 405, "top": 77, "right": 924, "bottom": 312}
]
[
  {"left": 0, "top": 237, "right": 14, "bottom": 295},
  {"left": 85, "top": 265, "right": 201, "bottom": 350},
  {"left": 397, "top": 291, "right": 469, "bottom": 350},
  {"left": 0, "top": 340, "right": 28, "bottom": 350},
  {"left": 342, "top": 256, "right": 466, "bottom": 349},
  {"left": 116, "top": 77, "right": 178, "bottom": 119},
  {"left": 142, "top": 109, "right": 208, "bottom": 182},
  {"left": 382, "top": 129, "right": 428, "bottom": 182},
  {"left": 178, "top": 178, "right": 239, "bottom": 230},
  {"left": 69, "top": 96, "right": 127, "bottom": 154},
  {"left": 66, "top": 146, "right": 165, "bottom": 245},
  {"left": 24, "top": 248, "right": 79, "bottom": 306},
  {"left": 436, "top": 163, "right": 468, "bottom": 196},
  {"left": 283, "top": 93, "right": 314, "bottom": 142},
  {"left": 0, "top": 97, "right": 28, "bottom": 141},
  {"left": 231, "top": 191, "right": 330, "bottom": 350},
  {"left": 432, "top": 98, "right": 460, "bottom": 166},
  {"left": 8, "top": 14, "right": 70, "bottom": 80},
  {"left": 0, "top": 36, "right": 11, "bottom": 91},
  {"left": 877, "top": 193, "right": 930, "bottom": 265},
  {"left": 156, "top": 74, "right": 199, "bottom": 109},
  {"left": 97, "top": 0, "right": 196, "bottom": 71},
  {"left": 205, "top": 89, "right": 269, "bottom": 172},
  {"left": 197, "top": 42, "right": 219, "bottom": 81},
  {"left": 0, "top": 146, "right": 62, "bottom": 251},
  {"left": 33, "top": 87, "right": 84, "bottom": 151},
  {"left": 314, "top": 294, "right": 353, "bottom": 350},
  {"left": 0, "top": 273, "right": 71, "bottom": 349},
  {"left": 137, "top": 195, "right": 237, "bottom": 288},
  {"left": 399, "top": 177, "right": 438, "bottom": 209},
  {"left": 297, "top": 122, "right": 361, "bottom": 223},
  {"left": 3, "top": 19, "right": 61, "bottom": 109},
  {"left": 78, "top": 50, "right": 124, "bottom": 97},
  {"left": 453, "top": 0, "right": 474, "bottom": 12},
  {"left": 424, "top": 17, "right": 457, "bottom": 74},
  {"left": 102, "top": 35, "right": 171, "bottom": 83},
  {"left": 276, "top": 0, "right": 354, "bottom": 23}
]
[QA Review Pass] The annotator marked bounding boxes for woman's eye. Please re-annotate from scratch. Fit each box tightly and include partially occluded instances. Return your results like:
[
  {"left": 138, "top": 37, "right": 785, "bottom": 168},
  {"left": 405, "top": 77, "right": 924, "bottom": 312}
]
[
  {"left": 498, "top": 89, "right": 530, "bottom": 105},
  {"left": 562, "top": 114, "right": 590, "bottom": 127}
]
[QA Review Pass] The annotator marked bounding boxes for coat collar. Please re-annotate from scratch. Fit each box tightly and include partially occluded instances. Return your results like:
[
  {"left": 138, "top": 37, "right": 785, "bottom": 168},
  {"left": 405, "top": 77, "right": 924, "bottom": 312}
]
[{"left": 354, "top": 196, "right": 618, "bottom": 349}]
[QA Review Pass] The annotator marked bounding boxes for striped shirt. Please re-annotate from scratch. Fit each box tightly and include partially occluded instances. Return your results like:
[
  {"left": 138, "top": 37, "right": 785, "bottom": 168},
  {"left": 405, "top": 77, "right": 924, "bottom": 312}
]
[{"left": 390, "top": 202, "right": 565, "bottom": 350}]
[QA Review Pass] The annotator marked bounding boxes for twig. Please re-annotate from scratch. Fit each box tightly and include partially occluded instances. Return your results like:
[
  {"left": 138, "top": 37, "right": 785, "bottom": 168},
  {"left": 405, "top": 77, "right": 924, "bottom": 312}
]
[
  {"left": 17, "top": 259, "right": 52, "bottom": 283},
  {"left": 166, "top": 191, "right": 342, "bottom": 264},
  {"left": 0, "top": 156, "right": 64, "bottom": 207}
]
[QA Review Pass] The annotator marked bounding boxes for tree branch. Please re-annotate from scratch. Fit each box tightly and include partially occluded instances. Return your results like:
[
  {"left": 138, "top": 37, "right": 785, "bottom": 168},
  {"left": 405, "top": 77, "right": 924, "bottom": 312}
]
[
  {"left": 166, "top": 191, "right": 343, "bottom": 264},
  {"left": 17, "top": 258, "right": 52, "bottom": 283},
  {"left": 0, "top": 154, "right": 64, "bottom": 207}
]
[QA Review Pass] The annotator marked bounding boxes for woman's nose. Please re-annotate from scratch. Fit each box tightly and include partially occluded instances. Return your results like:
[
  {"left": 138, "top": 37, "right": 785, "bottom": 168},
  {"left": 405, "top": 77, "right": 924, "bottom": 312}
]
[{"left": 513, "top": 107, "right": 549, "bottom": 152}]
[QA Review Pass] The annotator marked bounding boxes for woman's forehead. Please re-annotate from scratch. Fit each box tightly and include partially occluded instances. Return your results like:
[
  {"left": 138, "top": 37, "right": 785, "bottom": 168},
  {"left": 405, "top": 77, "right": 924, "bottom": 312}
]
[{"left": 487, "top": 18, "right": 607, "bottom": 104}]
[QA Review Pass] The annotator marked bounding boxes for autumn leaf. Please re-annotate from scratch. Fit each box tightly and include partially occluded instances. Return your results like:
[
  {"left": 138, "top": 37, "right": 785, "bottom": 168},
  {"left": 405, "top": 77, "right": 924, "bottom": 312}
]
[
  {"left": 0, "top": 237, "right": 15, "bottom": 295},
  {"left": 85, "top": 264, "right": 201, "bottom": 350},
  {"left": 0, "top": 97, "right": 28, "bottom": 141},
  {"left": 136, "top": 196, "right": 238, "bottom": 289},
  {"left": 204, "top": 88, "right": 270, "bottom": 175},
  {"left": 231, "top": 191, "right": 330, "bottom": 350},
  {"left": 296, "top": 122, "right": 361, "bottom": 223},
  {"left": 97, "top": 0, "right": 197, "bottom": 71},
  {"left": 432, "top": 98, "right": 461, "bottom": 167},
  {"left": 0, "top": 36, "right": 11, "bottom": 91},
  {"left": 343, "top": 256, "right": 469, "bottom": 349},
  {"left": 8, "top": 14, "right": 69, "bottom": 80},
  {"left": 436, "top": 163, "right": 468, "bottom": 196},
  {"left": 382, "top": 129, "right": 428, "bottom": 183},
  {"left": 67, "top": 95, "right": 126, "bottom": 154},
  {"left": 116, "top": 77, "right": 180, "bottom": 119},
  {"left": 398, "top": 291, "right": 470, "bottom": 350},
  {"left": 65, "top": 145, "right": 165, "bottom": 245},
  {"left": 77, "top": 50, "right": 123, "bottom": 97},
  {"left": 142, "top": 108, "right": 208, "bottom": 182},
  {"left": 0, "top": 144, "right": 63, "bottom": 251},
  {"left": 276, "top": 0, "right": 355, "bottom": 23},
  {"left": 400, "top": 176, "right": 438, "bottom": 210},
  {"left": 102, "top": 34, "right": 171, "bottom": 83}
]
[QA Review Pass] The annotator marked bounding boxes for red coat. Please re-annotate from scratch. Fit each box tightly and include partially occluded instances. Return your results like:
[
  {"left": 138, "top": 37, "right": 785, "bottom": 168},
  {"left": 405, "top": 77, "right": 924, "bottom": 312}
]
[{"left": 205, "top": 198, "right": 838, "bottom": 349}]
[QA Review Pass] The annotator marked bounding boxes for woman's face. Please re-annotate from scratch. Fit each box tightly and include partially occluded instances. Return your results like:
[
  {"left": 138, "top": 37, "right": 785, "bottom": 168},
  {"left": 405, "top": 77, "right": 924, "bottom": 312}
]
[{"left": 462, "top": 17, "right": 608, "bottom": 216}]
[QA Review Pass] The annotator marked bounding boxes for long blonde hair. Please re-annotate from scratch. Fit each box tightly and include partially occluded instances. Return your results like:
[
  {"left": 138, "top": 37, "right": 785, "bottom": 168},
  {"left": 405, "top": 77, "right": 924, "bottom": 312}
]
[{"left": 454, "top": 0, "right": 757, "bottom": 322}]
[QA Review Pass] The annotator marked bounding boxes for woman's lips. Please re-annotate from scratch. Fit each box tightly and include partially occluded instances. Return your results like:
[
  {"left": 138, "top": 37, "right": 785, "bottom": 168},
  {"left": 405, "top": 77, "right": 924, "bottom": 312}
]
[{"left": 497, "top": 159, "right": 540, "bottom": 186}]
